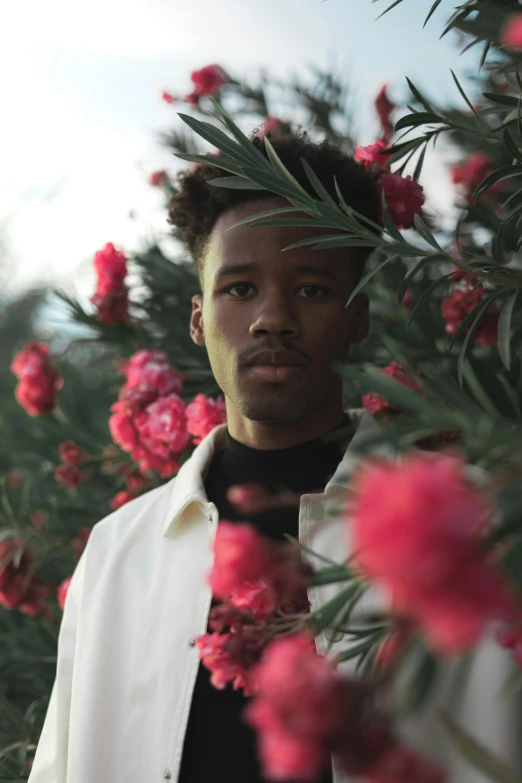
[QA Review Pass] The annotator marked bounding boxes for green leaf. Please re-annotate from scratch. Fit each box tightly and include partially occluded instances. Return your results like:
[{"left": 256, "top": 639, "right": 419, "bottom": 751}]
[
  {"left": 408, "top": 273, "right": 453, "bottom": 330},
  {"left": 240, "top": 163, "right": 307, "bottom": 203},
  {"left": 473, "top": 165, "right": 522, "bottom": 200},
  {"left": 395, "top": 112, "right": 442, "bottom": 132},
  {"left": 451, "top": 69, "right": 481, "bottom": 124},
  {"left": 424, "top": 0, "right": 443, "bottom": 27},
  {"left": 503, "top": 128, "right": 522, "bottom": 164},
  {"left": 406, "top": 78, "right": 435, "bottom": 113},
  {"left": 483, "top": 93, "right": 519, "bottom": 107},
  {"left": 345, "top": 255, "right": 398, "bottom": 308},
  {"left": 307, "top": 564, "right": 351, "bottom": 587},
  {"left": 397, "top": 257, "right": 429, "bottom": 304},
  {"left": 263, "top": 136, "right": 314, "bottom": 202},
  {"left": 176, "top": 113, "right": 249, "bottom": 163},
  {"left": 381, "top": 191, "right": 404, "bottom": 242},
  {"left": 174, "top": 152, "right": 245, "bottom": 176},
  {"left": 398, "top": 645, "right": 440, "bottom": 717},
  {"left": 208, "top": 96, "right": 269, "bottom": 167},
  {"left": 309, "top": 585, "right": 359, "bottom": 634},
  {"left": 280, "top": 234, "right": 375, "bottom": 252},
  {"left": 498, "top": 292, "right": 519, "bottom": 370},
  {"left": 335, "top": 632, "right": 382, "bottom": 663},
  {"left": 439, "top": 711, "right": 522, "bottom": 783},
  {"left": 226, "top": 206, "right": 306, "bottom": 231},
  {"left": 413, "top": 214, "right": 443, "bottom": 251},
  {"left": 375, "top": 0, "right": 403, "bottom": 21},
  {"left": 207, "top": 176, "right": 267, "bottom": 190},
  {"left": 300, "top": 158, "right": 337, "bottom": 207},
  {"left": 412, "top": 145, "right": 427, "bottom": 181},
  {"left": 458, "top": 290, "right": 508, "bottom": 387}
]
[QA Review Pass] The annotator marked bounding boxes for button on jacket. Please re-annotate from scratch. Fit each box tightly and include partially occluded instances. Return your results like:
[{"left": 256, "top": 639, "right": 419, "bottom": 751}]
[{"left": 28, "top": 410, "right": 520, "bottom": 783}]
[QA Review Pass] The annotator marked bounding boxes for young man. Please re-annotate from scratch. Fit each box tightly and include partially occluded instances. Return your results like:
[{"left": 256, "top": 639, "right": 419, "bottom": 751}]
[{"left": 28, "top": 131, "right": 518, "bottom": 783}]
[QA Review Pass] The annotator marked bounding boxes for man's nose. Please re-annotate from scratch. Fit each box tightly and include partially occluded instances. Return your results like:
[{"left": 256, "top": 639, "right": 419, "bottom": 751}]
[{"left": 249, "top": 294, "right": 300, "bottom": 337}]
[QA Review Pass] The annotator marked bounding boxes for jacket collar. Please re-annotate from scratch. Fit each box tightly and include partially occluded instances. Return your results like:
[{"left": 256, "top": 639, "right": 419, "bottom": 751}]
[{"left": 163, "top": 408, "right": 380, "bottom": 537}]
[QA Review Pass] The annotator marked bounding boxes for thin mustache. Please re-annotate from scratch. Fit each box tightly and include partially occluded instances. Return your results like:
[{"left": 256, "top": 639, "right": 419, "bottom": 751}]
[{"left": 240, "top": 346, "right": 310, "bottom": 367}]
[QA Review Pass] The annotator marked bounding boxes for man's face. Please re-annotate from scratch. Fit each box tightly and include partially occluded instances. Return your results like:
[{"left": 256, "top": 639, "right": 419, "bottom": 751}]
[{"left": 190, "top": 197, "right": 369, "bottom": 423}]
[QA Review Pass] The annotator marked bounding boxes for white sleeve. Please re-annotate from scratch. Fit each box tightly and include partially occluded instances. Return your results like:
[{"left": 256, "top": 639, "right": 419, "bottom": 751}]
[{"left": 27, "top": 547, "right": 87, "bottom": 782}]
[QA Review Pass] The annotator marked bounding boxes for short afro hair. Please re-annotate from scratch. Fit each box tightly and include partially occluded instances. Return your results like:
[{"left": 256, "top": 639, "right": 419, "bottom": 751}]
[{"left": 168, "top": 126, "right": 381, "bottom": 284}]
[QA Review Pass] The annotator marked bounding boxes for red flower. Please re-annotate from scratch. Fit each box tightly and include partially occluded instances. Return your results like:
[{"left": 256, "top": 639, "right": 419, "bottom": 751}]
[
  {"left": 229, "top": 579, "right": 279, "bottom": 621},
  {"left": 57, "top": 576, "right": 72, "bottom": 611},
  {"left": 245, "top": 634, "right": 343, "bottom": 781},
  {"left": 109, "top": 406, "right": 139, "bottom": 453},
  {"left": 58, "top": 440, "right": 84, "bottom": 465},
  {"left": 441, "top": 285, "right": 498, "bottom": 346},
  {"left": 502, "top": 14, "right": 522, "bottom": 50},
  {"left": 134, "top": 394, "right": 190, "bottom": 454},
  {"left": 366, "top": 744, "right": 445, "bottom": 783},
  {"left": 70, "top": 527, "right": 91, "bottom": 561},
  {"left": 11, "top": 341, "right": 63, "bottom": 416},
  {"left": 401, "top": 288, "right": 414, "bottom": 310},
  {"left": 375, "top": 85, "right": 395, "bottom": 143},
  {"left": 190, "top": 63, "right": 228, "bottom": 97},
  {"left": 162, "top": 90, "right": 175, "bottom": 104},
  {"left": 451, "top": 152, "right": 502, "bottom": 204},
  {"left": 0, "top": 538, "right": 52, "bottom": 619},
  {"left": 196, "top": 631, "right": 261, "bottom": 695},
  {"left": 185, "top": 393, "right": 227, "bottom": 445},
  {"left": 126, "top": 470, "right": 150, "bottom": 493},
  {"left": 110, "top": 490, "right": 136, "bottom": 510},
  {"left": 362, "top": 361, "right": 422, "bottom": 416},
  {"left": 122, "top": 349, "right": 184, "bottom": 396},
  {"left": 209, "top": 522, "right": 277, "bottom": 600},
  {"left": 379, "top": 173, "right": 425, "bottom": 229},
  {"left": 258, "top": 117, "right": 289, "bottom": 139},
  {"left": 90, "top": 243, "right": 129, "bottom": 325},
  {"left": 149, "top": 170, "right": 167, "bottom": 187},
  {"left": 355, "top": 141, "right": 392, "bottom": 170},
  {"left": 55, "top": 464, "right": 84, "bottom": 489},
  {"left": 351, "top": 454, "right": 515, "bottom": 652}
]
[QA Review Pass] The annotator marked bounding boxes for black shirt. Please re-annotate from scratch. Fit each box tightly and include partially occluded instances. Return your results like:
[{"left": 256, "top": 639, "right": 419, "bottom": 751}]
[{"left": 178, "top": 414, "right": 352, "bottom": 783}]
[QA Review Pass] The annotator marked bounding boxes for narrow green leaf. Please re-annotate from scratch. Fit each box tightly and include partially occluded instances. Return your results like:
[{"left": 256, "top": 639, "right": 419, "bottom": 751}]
[
  {"left": 207, "top": 176, "right": 267, "bottom": 190},
  {"left": 263, "top": 136, "right": 314, "bottom": 202},
  {"left": 174, "top": 152, "right": 245, "bottom": 176},
  {"left": 300, "top": 158, "right": 337, "bottom": 207},
  {"left": 451, "top": 69, "right": 481, "bottom": 124},
  {"left": 498, "top": 291, "right": 519, "bottom": 370},
  {"left": 336, "top": 633, "right": 382, "bottom": 663},
  {"left": 503, "top": 127, "right": 522, "bottom": 163},
  {"left": 458, "top": 291, "right": 507, "bottom": 387},
  {"left": 408, "top": 273, "right": 453, "bottom": 330},
  {"left": 479, "top": 40, "right": 492, "bottom": 73},
  {"left": 424, "top": 0, "right": 443, "bottom": 27},
  {"left": 309, "top": 585, "right": 359, "bottom": 634},
  {"left": 406, "top": 78, "right": 435, "bottom": 113},
  {"left": 412, "top": 145, "right": 427, "bottom": 181},
  {"left": 280, "top": 234, "right": 367, "bottom": 251},
  {"left": 381, "top": 191, "right": 404, "bottom": 242},
  {"left": 413, "top": 214, "right": 443, "bottom": 251},
  {"left": 307, "top": 565, "right": 351, "bottom": 587},
  {"left": 345, "top": 255, "right": 397, "bottom": 308},
  {"left": 240, "top": 163, "right": 307, "bottom": 203},
  {"left": 226, "top": 206, "right": 306, "bottom": 231},
  {"left": 483, "top": 93, "right": 519, "bottom": 107},
  {"left": 450, "top": 288, "right": 500, "bottom": 350},
  {"left": 375, "top": 0, "right": 403, "bottom": 21},
  {"left": 439, "top": 711, "right": 522, "bottom": 783},
  {"left": 473, "top": 166, "right": 522, "bottom": 200},
  {"left": 398, "top": 645, "right": 440, "bottom": 717},
  {"left": 395, "top": 112, "right": 442, "bottom": 132},
  {"left": 208, "top": 97, "right": 269, "bottom": 166},
  {"left": 397, "top": 257, "right": 429, "bottom": 304},
  {"left": 176, "top": 113, "right": 248, "bottom": 163}
]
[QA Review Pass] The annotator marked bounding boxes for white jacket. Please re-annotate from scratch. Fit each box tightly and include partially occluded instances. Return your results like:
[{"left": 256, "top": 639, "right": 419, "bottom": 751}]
[{"left": 28, "top": 410, "right": 520, "bottom": 783}]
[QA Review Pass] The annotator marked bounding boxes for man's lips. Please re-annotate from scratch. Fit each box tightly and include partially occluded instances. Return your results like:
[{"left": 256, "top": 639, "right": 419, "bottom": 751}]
[{"left": 247, "top": 365, "right": 306, "bottom": 383}]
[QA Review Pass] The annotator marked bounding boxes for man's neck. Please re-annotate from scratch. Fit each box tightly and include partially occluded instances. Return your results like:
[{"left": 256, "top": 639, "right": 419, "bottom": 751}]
[{"left": 225, "top": 399, "right": 346, "bottom": 451}]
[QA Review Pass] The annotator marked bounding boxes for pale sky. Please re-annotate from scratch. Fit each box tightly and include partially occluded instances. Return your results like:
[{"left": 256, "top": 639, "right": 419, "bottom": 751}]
[{"left": 0, "top": 0, "right": 478, "bottom": 300}]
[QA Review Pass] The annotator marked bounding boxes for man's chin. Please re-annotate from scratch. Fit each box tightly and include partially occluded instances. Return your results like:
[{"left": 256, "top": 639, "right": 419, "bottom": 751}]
[{"left": 236, "top": 392, "right": 311, "bottom": 423}]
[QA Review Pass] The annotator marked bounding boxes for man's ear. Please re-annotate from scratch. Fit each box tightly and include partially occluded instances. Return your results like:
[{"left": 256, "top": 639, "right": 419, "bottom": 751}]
[
  {"left": 350, "top": 292, "right": 369, "bottom": 345},
  {"left": 190, "top": 294, "right": 205, "bottom": 347}
]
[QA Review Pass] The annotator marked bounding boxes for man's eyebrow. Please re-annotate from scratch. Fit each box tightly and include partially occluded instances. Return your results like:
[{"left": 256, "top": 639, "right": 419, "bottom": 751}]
[{"left": 215, "top": 262, "right": 341, "bottom": 280}]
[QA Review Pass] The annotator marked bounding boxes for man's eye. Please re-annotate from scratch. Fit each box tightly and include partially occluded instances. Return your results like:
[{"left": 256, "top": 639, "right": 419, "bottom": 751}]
[
  {"left": 226, "top": 283, "right": 254, "bottom": 297},
  {"left": 298, "top": 285, "right": 329, "bottom": 298}
]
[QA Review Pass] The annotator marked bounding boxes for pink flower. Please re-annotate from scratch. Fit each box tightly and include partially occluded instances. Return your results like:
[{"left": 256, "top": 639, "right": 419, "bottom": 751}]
[
  {"left": 185, "top": 393, "right": 226, "bottom": 445},
  {"left": 162, "top": 90, "right": 175, "bottom": 104},
  {"left": 110, "top": 490, "right": 136, "bottom": 510},
  {"left": 502, "top": 14, "right": 522, "bottom": 50},
  {"left": 122, "top": 349, "right": 184, "bottom": 396},
  {"left": 209, "top": 522, "right": 277, "bottom": 600},
  {"left": 57, "top": 576, "right": 72, "bottom": 610},
  {"left": 93, "top": 242, "right": 127, "bottom": 295},
  {"left": 451, "top": 152, "right": 502, "bottom": 205},
  {"left": 245, "top": 634, "right": 343, "bottom": 781},
  {"left": 351, "top": 454, "right": 515, "bottom": 652},
  {"left": 109, "top": 406, "right": 139, "bottom": 453},
  {"left": 196, "top": 631, "right": 261, "bottom": 695},
  {"left": 441, "top": 285, "right": 498, "bottom": 346},
  {"left": 0, "top": 539, "right": 52, "bottom": 619},
  {"left": 401, "top": 288, "right": 414, "bottom": 310},
  {"left": 362, "top": 361, "right": 422, "bottom": 416},
  {"left": 355, "top": 141, "right": 391, "bottom": 170},
  {"left": 229, "top": 579, "right": 279, "bottom": 620},
  {"left": 375, "top": 85, "right": 395, "bottom": 143},
  {"left": 90, "top": 289, "right": 129, "bottom": 325},
  {"left": 55, "top": 464, "right": 84, "bottom": 489},
  {"left": 258, "top": 117, "right": 290, "bottom": 139},
  {"left": 149, "top": 170, "right": 167, "bottom": 187},
  {"left": 365, "top": 744, "right": 446, "bottom": 783},
  {"left": 126, "top": 470, "right": 150, "bottom": 493},
  {"left": 379, "top": 173, "right": 425, "bottom": 229},
  {"left": 11, "top": 341, "right": 63, "bottom": 416},
  {"left": 58, "top": 440, "right": 84, "bottom": 465},
  {"left": 134, "top": 394, "right": 190, "bottom": 454},
  {"left": 190, "top": 63, "right": 228, "bottom": 97}
]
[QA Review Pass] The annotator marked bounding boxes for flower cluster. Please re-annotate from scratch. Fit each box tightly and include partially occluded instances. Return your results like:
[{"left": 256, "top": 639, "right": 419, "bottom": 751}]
[
  {"left": 162, "top": 63, "right": 229, "bottom": 108},
  {"left": 351, "top": 453, "right": 516, "bottom": 653},
  {"left": 11, "top": 341, "right": 63, "bottom": 416},
  {"left": 362, "top": 361, "right": 422, "bottom": 416},
  {"left": 90, "top": 242, "right": 130, "bottom": 325},
  {"left": 196, "top": 522, "right": 312, "bottom": 696},
  {"left": 451, "top": 152, "right": 503, "bottom": 206},
  {"left": 109, "top": 349, "right": 225, "bottom": 477},
  {"left": 502, "top": 14, "right": 522, "bottom": 49},
  {"left": 441, "top": 274, "right": 499, "bottom": 346},
  {"left": 55, "top": 440, "right": 86, "bottom": 488},
  {"left": 0, "top": 538, "right": 52, "bottom": 620}
]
